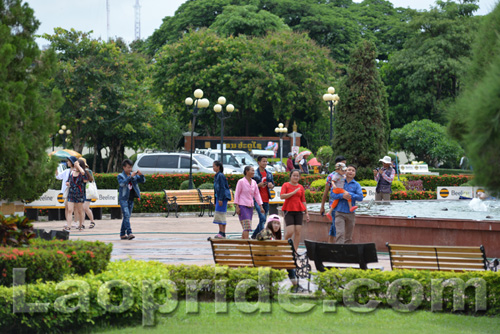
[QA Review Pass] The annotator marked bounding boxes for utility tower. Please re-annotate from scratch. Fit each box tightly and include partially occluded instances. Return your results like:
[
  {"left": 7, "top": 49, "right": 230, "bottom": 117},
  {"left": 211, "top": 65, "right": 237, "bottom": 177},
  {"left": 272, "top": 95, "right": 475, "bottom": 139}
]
[
  {"left": 134, "top": 0, "right": 141, "bottom": 40},
  {"left": 106, "top": 0, "right": 110, "bottom": 40}
]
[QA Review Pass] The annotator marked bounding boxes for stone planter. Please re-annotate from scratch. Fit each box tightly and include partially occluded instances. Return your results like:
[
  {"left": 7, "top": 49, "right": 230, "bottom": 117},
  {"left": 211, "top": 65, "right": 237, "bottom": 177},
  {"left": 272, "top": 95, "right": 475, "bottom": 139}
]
[{"left": 303, "top": 211, "right": 500, "bottom": 258}]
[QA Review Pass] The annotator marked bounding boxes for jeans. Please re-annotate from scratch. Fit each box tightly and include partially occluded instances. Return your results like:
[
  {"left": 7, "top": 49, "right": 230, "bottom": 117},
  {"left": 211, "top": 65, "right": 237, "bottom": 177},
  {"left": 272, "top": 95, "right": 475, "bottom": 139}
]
[
  {"left": 120, "top": 199, "right": 134, "bottom": 236},
  {"left": 251, "top": 201, "right": 269, "bottom": 239}
]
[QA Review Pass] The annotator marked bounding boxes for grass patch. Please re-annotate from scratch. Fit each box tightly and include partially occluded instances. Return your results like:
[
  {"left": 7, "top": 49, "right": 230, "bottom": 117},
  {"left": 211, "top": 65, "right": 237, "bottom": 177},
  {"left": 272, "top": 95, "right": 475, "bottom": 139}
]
[{"left": 89, "top": 300, "right": 500, "bottom": 334}]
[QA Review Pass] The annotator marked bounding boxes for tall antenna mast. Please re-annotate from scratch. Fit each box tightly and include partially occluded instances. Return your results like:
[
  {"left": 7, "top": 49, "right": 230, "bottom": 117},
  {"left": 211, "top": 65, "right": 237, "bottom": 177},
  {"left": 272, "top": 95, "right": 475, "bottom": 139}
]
[
  {"left": 106, "top": 0, "right": 110, "bottom": 40},
  {"left": 134, "top": 0, "right": 141, "bottom": 40}
]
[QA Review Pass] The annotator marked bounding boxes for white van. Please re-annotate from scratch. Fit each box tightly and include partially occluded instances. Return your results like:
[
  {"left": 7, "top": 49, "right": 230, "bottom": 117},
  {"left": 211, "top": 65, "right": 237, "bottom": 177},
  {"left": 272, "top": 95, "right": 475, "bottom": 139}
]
[
  {"left": 203, "top": 149, "right": 275, "bottom": 173},
  {"left": 132, "top": 152, "right": 238, "bottom": 175}
]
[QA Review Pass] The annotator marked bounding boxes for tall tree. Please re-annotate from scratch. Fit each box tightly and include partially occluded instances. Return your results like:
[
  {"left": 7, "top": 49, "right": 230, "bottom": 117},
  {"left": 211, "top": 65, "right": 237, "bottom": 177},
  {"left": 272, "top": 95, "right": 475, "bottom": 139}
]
[
  {"left": 152, "top": 29, "right": 337, "bottom": 137},
  {"left": 381, "top": 0, "right": 480, "bottom": 129},
  {"left": 0, "top": 0, "right": 62, "bottom": 201},
  {"left": 44, "top": 29, "right": 159, "bottom": 172},
  {"left": 449, "top": 3, "right": 500, "bottom": 193},
  {"left": 333, "top": 40, "right": 389, "bottom": 167}
]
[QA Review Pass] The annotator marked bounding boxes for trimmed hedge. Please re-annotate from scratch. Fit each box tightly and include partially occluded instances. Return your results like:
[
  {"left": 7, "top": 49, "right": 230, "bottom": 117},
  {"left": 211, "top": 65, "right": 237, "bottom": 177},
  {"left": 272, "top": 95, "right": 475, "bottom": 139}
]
[
  {"left": 429, "top": 168, "right": 474, "bottom": 175},
  {"left": 404, "top": 174, "right": 473, "bottom": 191},
  {"left": 0, "top": 260, "right": 287, "bottom": 333},
  {"left": 313, "top": 268, "right": 500, "bottom": 315},
  {"left": 392, "top": 190, "right": 437, "bottom": 200},
  {"left": 0, "top": 239, "right": 112, "bottom": 286},
  {"left": 51, "top": 173, "right": 324, "bottom": 192}
]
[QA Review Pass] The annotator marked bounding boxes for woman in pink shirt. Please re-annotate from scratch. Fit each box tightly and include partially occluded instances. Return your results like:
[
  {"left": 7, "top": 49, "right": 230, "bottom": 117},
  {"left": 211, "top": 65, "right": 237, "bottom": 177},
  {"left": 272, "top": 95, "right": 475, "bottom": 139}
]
[{"left": 234, "top": 166, "right": 264, "bottom": 239}]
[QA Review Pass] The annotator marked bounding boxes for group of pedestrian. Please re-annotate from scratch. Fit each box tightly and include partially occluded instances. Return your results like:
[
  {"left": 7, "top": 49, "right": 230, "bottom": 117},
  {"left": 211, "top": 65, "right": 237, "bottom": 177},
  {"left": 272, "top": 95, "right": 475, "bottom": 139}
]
[{"left": 57, "top": 156, "right": 96, "bottom": 231}]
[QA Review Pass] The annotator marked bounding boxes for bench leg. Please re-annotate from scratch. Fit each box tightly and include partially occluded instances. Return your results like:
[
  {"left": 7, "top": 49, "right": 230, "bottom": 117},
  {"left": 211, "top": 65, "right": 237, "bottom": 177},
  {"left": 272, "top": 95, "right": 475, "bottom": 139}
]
[{"left": 175, "top": 203, "right": 179, "bottom": 218}]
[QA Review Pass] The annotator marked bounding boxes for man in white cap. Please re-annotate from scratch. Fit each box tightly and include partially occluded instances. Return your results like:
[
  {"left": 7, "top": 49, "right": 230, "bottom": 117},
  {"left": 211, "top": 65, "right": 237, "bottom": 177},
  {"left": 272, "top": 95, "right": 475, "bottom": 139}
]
[{"left": 374, "top": 156, "right": 395, "bottom": 201}]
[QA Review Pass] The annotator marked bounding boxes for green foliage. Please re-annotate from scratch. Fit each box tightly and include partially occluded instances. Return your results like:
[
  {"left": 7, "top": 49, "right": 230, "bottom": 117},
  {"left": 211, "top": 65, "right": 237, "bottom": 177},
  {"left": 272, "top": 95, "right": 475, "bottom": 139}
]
[
  {"left": 211, "top": 4, "right": 290, "bottom": 37},
  {"left": 316, "top": 146, "right": 333, "bottom": 167},
  {"left": 382, "top": 0, "right": 480, "bottom": 129},
  {"left": 43, "top": 29, "right": 161, "bottom": 172},
  {"left": 404, "top": 174, "right": 473, "bottom": 191},
  {"left": 0, "top": 215, "right": 34, "bottom": 247},
  {"left": 392, "top": 180, "right": 406, "bottom": 191},
  {"left": 199, "top": 182, "right": 214, "bottom": 189},
  {"left": 313, "top": 268, "right": 500, "bottom": 315},
  {"left": 391, "top": 120, "right": 464, "bottom": 168},
  {"left": 391, "top": 190, "right": 437, "bottom": 200},
  {"left": 0, "top": 247, "right": 71, "bottom": 286},
  {"left": 358, "top": 179, "right": 377, "bottom": 187},
  {"left": 153, "top": 28, "right": 336, "bottom": 137},
  {"left": 448, "top": 4, "right": 500, "bottom": 194},
  {"left": 334, "top": 40, "right": 389, "bottom": 168},
  {"left": 0, "top": 260, "right": 287, "bottom": 332},
  {"left": 305, "top": 190, "right": 323, "bottom": 203},
  {"left": 179, "top": 180, "right": 193, "bottom": 190},
  {"left": 0, "top": 239, "right": 112, "bottom": 286},
  {"left": 29, "top": 239, "right": 112, "bottom": 276},
  {"left": 310, "top": 178, "right": 327, "bottom": 192},
  {"left": 0, "top": 0, "right": 62, "bottom": 201}
]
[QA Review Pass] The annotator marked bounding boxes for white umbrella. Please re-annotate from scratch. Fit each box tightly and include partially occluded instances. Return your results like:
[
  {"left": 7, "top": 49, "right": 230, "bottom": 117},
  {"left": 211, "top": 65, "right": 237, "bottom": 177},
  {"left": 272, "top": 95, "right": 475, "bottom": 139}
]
[{"left": 295, "top": 151, "right": 312, "bottom": 163}]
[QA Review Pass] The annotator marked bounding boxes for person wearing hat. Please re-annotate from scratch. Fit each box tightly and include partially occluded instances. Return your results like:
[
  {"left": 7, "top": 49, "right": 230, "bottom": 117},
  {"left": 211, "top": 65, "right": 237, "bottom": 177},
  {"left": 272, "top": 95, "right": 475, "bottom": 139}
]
[
  {"left": 374, "top": 155, "right": 396, "bottom": 201},
  {"left": 256, "top": 214, "right": 282, "bottom": 241}
]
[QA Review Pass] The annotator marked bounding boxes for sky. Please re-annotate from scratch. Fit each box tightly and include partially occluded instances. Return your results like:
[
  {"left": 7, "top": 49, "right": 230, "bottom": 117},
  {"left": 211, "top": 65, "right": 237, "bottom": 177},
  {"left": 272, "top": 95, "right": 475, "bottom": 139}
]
[{"left": 26, "top": 0, "right": 498, "bottom": 48}]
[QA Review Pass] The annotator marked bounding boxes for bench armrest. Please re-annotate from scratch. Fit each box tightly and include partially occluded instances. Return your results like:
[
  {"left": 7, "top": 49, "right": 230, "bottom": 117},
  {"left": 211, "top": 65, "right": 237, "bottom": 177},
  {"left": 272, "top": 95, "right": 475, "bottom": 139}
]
[{"left": 487, "top": 258, "right": 499, "bottom": 272}]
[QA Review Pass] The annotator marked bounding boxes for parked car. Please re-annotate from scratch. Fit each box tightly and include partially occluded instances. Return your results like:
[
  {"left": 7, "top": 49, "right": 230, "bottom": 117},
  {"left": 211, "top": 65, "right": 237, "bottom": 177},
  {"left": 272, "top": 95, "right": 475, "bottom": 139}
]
[
  {"left": 201, "top": 149, "right": 276, "bottom": 173},
  {"left": 132, "top": 152, "right": 239, "bottom": 175}
]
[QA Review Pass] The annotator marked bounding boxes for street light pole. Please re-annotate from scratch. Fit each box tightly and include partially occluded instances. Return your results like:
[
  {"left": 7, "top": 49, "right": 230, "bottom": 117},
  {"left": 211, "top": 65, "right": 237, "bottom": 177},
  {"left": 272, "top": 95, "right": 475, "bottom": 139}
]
[
  {"left": 274, "top": 123, "right": 288, "bottom": 166},
  {"left": 322, "top": 87, "right": 339, "bottom": 145},
  {"left": 58, "top": 125, "right": 71, "bottom": 149},
  {"left": 214, "top": 96, "right": 235, "bottom": 168},
  {"left": 185, "top": 89, "right": 210, "bottom": 189}
]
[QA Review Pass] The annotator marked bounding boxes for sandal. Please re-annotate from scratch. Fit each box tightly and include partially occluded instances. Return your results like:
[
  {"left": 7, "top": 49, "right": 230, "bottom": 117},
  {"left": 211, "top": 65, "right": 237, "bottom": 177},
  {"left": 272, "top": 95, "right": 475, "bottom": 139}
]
[
  {"left": 77, "top": 225, "right": 85, "bottom": 231},
  {"left": 63, "top": 225, "right": 71, "bottom": 231},
  {"left": 89, "top": 221, "right": 95, "bottom": 229}
]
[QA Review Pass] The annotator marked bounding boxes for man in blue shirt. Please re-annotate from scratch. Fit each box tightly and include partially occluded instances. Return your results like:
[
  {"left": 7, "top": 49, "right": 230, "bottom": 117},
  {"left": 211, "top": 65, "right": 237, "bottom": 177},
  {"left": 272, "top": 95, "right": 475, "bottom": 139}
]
[{"left": 330, "top": 164, "right": 363, "bottom": 244}]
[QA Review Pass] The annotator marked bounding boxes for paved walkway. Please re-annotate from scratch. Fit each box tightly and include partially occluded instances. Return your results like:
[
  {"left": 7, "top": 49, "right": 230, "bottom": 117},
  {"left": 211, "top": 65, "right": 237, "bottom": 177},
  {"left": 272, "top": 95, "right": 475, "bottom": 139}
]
[{"left": 32, "top": 213, "right": 391, "bottom": 270}]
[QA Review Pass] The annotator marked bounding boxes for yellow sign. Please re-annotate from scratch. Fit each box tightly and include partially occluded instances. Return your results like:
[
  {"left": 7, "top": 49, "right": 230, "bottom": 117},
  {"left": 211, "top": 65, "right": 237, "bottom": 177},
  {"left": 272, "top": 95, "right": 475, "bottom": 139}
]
[
  {"left": 57, "top": 193, "right": 65, "bottom": 203},
  {"left": 439, "top": 188, "right": 449, "bottom": 198},
  {"left": 270, "top": 190, "right": 276, "bottom": 199},
  {"left": 362, "top": 188, "right": 367, "bottom": 198}
]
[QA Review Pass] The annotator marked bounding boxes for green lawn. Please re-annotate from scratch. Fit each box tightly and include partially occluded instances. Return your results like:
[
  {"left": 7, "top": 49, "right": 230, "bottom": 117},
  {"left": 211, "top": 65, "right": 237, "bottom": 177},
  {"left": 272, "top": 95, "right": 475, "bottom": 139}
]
[{"left": 90, "top": 300, "right": 500, "bottom": 334}]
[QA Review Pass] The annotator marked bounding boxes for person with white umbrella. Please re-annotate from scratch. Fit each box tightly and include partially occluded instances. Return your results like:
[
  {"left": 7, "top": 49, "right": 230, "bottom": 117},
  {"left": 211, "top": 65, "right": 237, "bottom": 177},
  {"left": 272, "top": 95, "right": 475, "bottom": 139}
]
[{"left": 295, "top": 151, "right": 311, "bottom": 174}]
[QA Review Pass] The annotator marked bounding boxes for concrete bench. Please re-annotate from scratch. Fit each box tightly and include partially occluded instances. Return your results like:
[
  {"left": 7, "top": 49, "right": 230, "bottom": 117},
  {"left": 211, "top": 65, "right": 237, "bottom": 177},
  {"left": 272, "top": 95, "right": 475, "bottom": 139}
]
[{"left": 386, "top": 243, "right": 499, "bottom": 271}]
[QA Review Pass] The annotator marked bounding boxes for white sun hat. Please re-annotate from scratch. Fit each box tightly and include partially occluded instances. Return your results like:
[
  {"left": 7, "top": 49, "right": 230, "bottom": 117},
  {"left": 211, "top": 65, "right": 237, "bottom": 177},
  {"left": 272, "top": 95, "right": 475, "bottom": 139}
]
[{"left": 379, "top": 156, "right": 392, "bottom": 164}]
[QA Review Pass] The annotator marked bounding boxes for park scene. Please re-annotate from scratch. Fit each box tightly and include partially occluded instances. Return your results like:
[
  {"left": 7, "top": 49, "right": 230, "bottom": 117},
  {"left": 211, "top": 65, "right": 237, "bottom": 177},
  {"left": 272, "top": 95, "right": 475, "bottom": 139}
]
[{"left": 1, "top": 0, "right": 500, "bottom": 332}]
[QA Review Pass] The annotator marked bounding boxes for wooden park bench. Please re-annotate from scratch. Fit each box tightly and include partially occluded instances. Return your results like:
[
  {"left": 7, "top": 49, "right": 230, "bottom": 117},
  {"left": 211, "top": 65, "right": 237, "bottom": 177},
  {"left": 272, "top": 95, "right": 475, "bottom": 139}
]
[
  {"left": 386, "top": 243, "right": 499, "bottom": 272},
  {"left": 164, "top": 189, "right": 211, "bottom": 218},
  {"left": 198, "top": 189, "right": 236, "bottom": 218},
  {"left": 208, "top": 238, "right": 311, "bottom": 290},
  {"left": 304, "top": 240, "right": 382, "bottom": 271}
]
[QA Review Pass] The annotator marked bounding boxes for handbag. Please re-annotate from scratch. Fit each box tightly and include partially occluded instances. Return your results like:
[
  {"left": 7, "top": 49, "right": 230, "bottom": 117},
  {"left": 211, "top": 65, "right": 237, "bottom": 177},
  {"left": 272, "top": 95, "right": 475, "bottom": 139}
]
[{"left": 86, "top": 181, "right": 99, "bottom": 199}]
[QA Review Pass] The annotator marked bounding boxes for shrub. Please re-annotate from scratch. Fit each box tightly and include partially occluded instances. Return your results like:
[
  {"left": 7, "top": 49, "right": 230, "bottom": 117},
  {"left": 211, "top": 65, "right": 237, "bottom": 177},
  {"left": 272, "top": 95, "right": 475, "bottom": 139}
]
[
  {"left": 305, "top": 190, "right": 323, "bottom": 203},
  {"left": 313, "top": 268, "right": 500, "bottom": 315},
  {"left": 29, "top": 239, "right": 112, "bottom": 276},
  {"left": 358, "top": 179, "right": 377, "bottom": 187},
  {"left": 391, "top": 190, "right": 437, "bottom": 200},
  {"left": 0, "top": 247, "right": 71, "bottom": 286},
  {"left": 405, "top": 174, "right": 473, "bottom": 190},
  {"left": 310, "top": 178, "right": 327, "bottom": 192},
  {"left": 0, "top": 215, "right": 35, "bottom": 247},
  {"left": 403, "top": 179, "right": 424, "bottom": 191},
  {"left": 0, "top": 261, "right": 288, "bottom": 332},
  {"left": 392, "top": 180, "right": 406, "bottom": 191},
  {"left": 179, "top": 180, "right": 192, "bottom": 190},
  {"left": 198, "top": 182, "right": 214, "bottom": 189}
]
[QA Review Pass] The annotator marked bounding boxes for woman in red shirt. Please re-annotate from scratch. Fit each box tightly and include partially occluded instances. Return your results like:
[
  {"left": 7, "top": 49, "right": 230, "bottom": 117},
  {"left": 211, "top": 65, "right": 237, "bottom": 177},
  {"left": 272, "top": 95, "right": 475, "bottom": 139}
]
[{"left": 280, "top": 169, "right": 309, "bottom": 250}]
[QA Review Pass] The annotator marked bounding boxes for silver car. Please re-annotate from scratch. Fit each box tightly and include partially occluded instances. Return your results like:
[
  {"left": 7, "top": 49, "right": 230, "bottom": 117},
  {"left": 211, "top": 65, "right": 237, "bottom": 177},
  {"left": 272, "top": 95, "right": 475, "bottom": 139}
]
[{"left": 132, "top": 152, "right": 238, "bottom": 175}]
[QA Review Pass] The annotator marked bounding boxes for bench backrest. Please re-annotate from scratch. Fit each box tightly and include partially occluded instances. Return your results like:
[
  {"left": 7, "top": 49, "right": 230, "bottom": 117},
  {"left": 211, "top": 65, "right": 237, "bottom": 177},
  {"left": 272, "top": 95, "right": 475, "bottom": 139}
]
[
  {"left": 208, "top": 238, "right": 296, "bottom": 270},
  {"left": 199, "top": 189, "right": 235, "bottom": 203},
  {"left": 164, "top": 189, "right": 203, "bottom": 203},
  {"left": 386, "top": 243, "right": 488, "bottom": 271},
  {"left": 305, "top": 240, "right": 378, "bottom": 271}
]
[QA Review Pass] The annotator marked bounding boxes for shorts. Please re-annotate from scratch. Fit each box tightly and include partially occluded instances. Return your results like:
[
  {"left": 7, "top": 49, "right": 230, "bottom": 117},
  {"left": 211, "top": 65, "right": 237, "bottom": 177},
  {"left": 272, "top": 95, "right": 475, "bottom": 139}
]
[{"left": 283, "top": 211, "right": 303, "bottom": 227}]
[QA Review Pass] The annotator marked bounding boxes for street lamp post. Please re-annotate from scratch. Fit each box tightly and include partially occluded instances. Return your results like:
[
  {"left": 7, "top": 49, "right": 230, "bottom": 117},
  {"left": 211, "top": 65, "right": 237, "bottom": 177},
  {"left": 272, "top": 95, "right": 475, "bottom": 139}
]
[
  {"left": 322, "top": 87, "right": 340, "bottom": 144},
  {"left": 57, "top": 125, "right": 71, "bottom": 149},
  {"left": 185, "top": 89, "right": 210, "bottom": 189},
  {"left": 213, "top": 96, "right": 235, "bottom": 168},
  {"left": 274, "top": 123, "right": 288, "bottom": 166}
]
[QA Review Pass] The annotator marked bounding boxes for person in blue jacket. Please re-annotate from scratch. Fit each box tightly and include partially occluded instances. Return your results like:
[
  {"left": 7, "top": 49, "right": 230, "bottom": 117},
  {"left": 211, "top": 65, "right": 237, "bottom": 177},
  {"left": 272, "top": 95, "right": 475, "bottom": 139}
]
[
  {"left": 330, "top": 165, "right": 363, "bottom": 244},
  {"left": 117, "top": 159, "right": 145, "bottom": 240},
  {"left": 212, "top": 160, "right": 232, "bottom": 239}
]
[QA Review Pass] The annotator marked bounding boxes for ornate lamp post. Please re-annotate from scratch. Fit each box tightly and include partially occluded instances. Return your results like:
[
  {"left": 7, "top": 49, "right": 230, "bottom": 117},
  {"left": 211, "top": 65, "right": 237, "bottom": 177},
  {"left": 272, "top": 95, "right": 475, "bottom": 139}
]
[
  {"left": 322, "top": 87, "right": 340, "bottom": 144},
  {"left": 213, "top": 96, "right": 235, "bottom": 168},
  {"left": 185, "top": 89, "right": 209, "bottom": 189},
  {"left": 57, "top": 125, "right": 71, "bottom": 149},
  {"left": 274, "top": 123, "right": 288, "bottom": 165}
]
